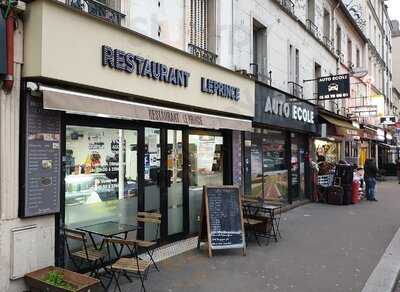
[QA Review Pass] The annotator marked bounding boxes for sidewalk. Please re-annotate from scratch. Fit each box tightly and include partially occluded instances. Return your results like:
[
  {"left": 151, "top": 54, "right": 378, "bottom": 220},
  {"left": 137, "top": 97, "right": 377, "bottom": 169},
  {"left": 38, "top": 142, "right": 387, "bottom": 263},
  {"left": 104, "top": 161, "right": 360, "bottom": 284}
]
[{"left": 117, "top": 181, "right": 400, "bottom": 292}]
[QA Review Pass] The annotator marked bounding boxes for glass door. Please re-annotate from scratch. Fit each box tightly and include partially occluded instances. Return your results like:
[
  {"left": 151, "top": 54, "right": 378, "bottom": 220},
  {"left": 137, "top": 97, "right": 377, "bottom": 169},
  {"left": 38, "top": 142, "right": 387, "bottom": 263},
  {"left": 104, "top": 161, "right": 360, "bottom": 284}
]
[
  {"left": 167, "top": 130, "right": 184, "bottom": 236},
  {"left": 144, "top": 128, "right": 161, "bottom": 241},
  {"left": 144, "top": 128, "right": 185, "bottom": 241}
]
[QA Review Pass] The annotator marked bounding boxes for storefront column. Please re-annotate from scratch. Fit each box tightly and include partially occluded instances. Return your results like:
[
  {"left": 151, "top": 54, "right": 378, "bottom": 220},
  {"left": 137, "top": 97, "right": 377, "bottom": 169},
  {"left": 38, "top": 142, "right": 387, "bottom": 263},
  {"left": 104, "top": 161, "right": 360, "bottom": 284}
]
[
  {"left": 286, "top": 132, "right": 293, "bottom": 204},
  {"left": 340, "top": 140, "right": 346, "bottom": 161}
]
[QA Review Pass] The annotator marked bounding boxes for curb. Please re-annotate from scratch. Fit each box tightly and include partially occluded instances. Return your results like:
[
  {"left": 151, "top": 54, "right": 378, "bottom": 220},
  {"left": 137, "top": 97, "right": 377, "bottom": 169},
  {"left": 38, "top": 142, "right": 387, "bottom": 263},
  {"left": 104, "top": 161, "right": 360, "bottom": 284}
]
[{"left": 361, "top": 225, "right": 400, "bottom": 292}]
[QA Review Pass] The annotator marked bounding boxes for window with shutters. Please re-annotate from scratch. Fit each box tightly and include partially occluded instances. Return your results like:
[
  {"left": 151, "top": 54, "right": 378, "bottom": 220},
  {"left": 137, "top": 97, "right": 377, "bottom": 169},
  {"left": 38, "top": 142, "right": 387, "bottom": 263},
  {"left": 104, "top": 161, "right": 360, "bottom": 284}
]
[{"left": 188, "top": 0, "right": 218, "bottom": 63}]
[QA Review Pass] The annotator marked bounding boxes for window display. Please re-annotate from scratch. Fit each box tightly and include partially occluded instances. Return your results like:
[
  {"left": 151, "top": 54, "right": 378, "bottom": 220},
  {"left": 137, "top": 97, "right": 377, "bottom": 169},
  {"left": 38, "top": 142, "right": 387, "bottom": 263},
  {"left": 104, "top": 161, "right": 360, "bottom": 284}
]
[
  {"left": 65, "top": 126, "right": 138, "bottom": 229},
  {"left": 250, "top": 129, "right": 288, "bottom": 202},
  {"left": 315, "top": 139, "right": 339, "bottom": 163},
  {"left": 188, "top": 132, "right": 224, "bottom": 233}
]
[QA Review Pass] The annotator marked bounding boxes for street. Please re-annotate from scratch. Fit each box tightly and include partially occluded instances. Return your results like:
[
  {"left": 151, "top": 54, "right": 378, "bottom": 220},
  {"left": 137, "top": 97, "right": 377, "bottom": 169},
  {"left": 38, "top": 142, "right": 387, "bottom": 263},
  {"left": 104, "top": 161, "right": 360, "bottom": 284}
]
[{"left": 118, "top": 181, "right": 400, "bottom": 292}]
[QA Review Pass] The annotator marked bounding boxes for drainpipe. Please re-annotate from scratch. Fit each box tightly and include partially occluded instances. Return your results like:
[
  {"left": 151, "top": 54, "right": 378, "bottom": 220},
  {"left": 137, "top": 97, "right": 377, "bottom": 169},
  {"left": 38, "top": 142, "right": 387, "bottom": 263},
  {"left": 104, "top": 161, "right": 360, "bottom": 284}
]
[
  {"left": 3, "top": 9, "right": 14, "bottom": 92},
  {"left": 231, "top": 0, "right": 234, "bottom": 70},
  {"left": 332, "top": 1, "right": 340, "bottom": 73}
]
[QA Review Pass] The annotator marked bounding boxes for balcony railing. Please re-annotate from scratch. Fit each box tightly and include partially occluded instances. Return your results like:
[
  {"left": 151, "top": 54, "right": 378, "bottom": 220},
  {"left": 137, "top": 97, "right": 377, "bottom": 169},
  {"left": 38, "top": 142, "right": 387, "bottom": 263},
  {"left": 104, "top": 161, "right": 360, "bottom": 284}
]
[
  {"left": 336, "top": 49, "right": 344, "bottom": 63},
  {"left": 67, "top": 0, "right": 125, "bottom": 25},
  {"left": 306, "top": 19, "right": 320, "bottom": 39},
  {"left": 188, "top": 44, "right": 218, "bottom": 64},
  {"left": 288, "top": 81, "right": 303, "bottom": 98},
  {"left": 278, "top": 0, "right": 295, "bottom": 16},
  {"left": 322, "top": 36, "right": 334, "bottom": 52},
  {"left": 249, "top": 63, "right": 272, "bottom": 85}
]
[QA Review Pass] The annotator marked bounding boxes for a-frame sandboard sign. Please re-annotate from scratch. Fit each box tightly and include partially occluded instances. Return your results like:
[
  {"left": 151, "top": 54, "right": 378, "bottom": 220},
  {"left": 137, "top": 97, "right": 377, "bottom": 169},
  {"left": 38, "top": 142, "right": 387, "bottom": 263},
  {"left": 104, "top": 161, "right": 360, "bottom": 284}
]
[{"left": 197, "top": 185, "right": 246, "bottom": 257}]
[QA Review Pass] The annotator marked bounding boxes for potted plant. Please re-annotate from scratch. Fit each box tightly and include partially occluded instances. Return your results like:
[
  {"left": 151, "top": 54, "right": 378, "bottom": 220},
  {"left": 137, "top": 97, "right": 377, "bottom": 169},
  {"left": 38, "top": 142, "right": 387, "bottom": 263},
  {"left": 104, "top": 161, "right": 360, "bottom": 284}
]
[{"left": 25, "top": 266, "right": 101, "bottom": 292}]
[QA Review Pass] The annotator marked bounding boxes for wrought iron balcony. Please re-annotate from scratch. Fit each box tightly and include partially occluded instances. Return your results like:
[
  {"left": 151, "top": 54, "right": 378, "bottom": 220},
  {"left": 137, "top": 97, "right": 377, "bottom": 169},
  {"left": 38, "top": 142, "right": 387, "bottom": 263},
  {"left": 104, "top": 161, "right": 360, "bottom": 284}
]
[
  {"left": 288, "top": 81, "right": 303, "bottom": 98},
  {"left": 188, "top": 44, "right": 218, "bottom": 64},
  {"left": 67, "top": 0, "right": 125, "bottom": 25},
  {"left": 278, "top": 0, "right": 295, "bottom": 16},
  {"left": 322, "top": 36, "right": 334, "bottom": 52},
  {"left": 336, "top": 49, "right": 344, "bottom": 63},
  {"left": 306, "top": 19, "right": 320, "bottom": 39}
]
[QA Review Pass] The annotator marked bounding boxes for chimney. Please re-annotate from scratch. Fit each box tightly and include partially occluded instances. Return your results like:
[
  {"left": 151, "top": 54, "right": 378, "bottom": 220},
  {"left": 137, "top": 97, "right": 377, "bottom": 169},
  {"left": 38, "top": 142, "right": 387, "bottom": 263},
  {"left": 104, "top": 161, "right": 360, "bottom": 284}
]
[{"left": 392, "top": 20, "right": 400, "bottom": 36}]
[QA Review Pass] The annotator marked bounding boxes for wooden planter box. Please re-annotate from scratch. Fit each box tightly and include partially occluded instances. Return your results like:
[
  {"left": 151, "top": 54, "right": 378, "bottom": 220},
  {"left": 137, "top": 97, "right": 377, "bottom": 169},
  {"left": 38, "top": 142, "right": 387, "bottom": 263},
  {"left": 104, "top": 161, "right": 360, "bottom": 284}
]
[{"left": 25, "top": 266, "right": 101, "bottom": 292}]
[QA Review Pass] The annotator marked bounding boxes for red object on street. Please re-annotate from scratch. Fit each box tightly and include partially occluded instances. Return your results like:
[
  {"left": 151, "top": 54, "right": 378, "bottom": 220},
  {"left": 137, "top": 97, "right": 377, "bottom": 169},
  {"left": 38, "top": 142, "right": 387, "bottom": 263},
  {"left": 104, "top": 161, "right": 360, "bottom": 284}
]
[
  {"left": 352, "top": 181, "right": 361, "bottom": 204},
  {"left": 3, "top": 9, "right": 14, "bottom": 92}
]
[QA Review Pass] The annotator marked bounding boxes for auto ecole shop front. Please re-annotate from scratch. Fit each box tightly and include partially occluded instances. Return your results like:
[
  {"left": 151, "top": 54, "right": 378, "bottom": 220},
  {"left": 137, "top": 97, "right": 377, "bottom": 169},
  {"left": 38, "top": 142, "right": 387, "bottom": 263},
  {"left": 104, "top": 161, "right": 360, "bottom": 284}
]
[{"left": 21, "top": 0, "right": 254, "bottom": 265}]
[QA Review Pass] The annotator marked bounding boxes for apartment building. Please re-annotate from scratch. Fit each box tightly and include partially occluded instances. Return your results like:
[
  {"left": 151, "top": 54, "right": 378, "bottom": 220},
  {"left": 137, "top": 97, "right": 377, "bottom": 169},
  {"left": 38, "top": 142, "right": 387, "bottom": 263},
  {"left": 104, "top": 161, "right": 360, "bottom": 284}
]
[
  {"left": 0, "top": 1, "right": 394, "bottom": 291},
  {"left": 392, "top": 20, "right": 400, "bottom": 91}
]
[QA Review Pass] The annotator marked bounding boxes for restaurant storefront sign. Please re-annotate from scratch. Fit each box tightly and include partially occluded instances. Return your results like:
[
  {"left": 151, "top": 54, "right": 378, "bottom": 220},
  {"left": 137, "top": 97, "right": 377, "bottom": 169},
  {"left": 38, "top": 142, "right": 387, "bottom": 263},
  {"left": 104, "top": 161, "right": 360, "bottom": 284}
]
[
  {"left": 23, "top": 0, "right": 254, "bottom": 117},
  {"left": 254, "top": 84, "right": 317, "bottom": 133}
]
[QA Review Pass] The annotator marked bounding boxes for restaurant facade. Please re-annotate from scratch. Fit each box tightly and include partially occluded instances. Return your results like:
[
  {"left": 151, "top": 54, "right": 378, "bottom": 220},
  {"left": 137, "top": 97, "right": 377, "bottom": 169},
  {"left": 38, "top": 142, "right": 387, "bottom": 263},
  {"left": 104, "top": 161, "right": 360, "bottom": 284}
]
[
  {"left": 12, "top": 0, "right": 254, "bottom": 279},
  {"left": 243, "top": 82, "right": 318, "bottom": 204}
]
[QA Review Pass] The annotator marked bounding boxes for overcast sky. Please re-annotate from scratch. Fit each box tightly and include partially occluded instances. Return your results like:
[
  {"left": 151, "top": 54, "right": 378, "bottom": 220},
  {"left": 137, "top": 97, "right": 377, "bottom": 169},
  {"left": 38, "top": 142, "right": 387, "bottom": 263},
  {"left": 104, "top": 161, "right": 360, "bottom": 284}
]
[{"left": 387, "top": 0, "right": 400, "bottom": 22}]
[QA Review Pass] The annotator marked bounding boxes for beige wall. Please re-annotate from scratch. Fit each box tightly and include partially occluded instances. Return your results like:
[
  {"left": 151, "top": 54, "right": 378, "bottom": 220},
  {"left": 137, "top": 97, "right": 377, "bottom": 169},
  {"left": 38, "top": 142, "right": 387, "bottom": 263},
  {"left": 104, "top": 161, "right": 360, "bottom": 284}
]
[
  {"left": 23, "top": 0, "right": 255, "bottom": 118},
  {"left": 0, "top": 18, "right": 55, "bottom": 292},
  {"left": 393, "top": 36, "right": 400, "bottom": 90}
]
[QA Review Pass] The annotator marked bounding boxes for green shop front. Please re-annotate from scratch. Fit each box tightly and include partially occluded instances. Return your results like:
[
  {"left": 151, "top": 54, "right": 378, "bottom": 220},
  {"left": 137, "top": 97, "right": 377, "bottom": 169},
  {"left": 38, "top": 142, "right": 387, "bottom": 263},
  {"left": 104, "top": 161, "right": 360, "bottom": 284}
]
[
  {"left": 19, "top": 0, "right": 254, "bottom": 266},
  {"left": 244, "top": 83, "right": 318, "bottom": 203}
]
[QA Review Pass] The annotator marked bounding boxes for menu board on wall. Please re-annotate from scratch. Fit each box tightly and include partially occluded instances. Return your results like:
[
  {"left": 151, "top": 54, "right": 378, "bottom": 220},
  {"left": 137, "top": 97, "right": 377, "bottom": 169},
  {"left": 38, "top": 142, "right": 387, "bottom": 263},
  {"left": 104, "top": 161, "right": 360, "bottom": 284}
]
[
  {"left": 20, "top": 93, "right": 62, "bottom": 218},
  {"left": 198, "top": 186, "right": 246, "bottom": 257}
]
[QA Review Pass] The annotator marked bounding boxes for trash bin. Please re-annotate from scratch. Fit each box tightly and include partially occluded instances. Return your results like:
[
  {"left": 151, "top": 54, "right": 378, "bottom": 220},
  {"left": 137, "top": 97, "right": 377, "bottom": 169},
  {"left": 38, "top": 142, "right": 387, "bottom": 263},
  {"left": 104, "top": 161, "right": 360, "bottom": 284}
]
[{"left": 352, "top": 180, "right": 361, "bottom": 204}]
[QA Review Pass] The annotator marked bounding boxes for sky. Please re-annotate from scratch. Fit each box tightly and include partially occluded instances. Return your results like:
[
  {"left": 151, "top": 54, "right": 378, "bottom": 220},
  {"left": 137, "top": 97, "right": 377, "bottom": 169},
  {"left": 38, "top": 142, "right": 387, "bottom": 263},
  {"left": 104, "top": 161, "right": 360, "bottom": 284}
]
[{"left": 387, "top": 0, "right": 400, "bottom": 22}]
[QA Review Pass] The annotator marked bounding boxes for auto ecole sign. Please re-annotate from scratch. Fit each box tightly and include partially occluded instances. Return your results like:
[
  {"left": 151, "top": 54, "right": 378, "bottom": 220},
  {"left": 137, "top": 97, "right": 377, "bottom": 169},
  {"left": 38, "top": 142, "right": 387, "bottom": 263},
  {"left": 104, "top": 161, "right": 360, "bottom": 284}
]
[{"left": 317, "top": 74, "right": 350, "bottom": 100}]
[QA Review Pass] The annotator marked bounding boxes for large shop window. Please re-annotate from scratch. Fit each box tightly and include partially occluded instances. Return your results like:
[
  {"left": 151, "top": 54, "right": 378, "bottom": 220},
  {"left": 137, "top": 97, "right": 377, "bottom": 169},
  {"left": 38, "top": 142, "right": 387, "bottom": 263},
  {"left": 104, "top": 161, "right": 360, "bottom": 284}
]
[
  {"left": 315, "top": 139, "right": 339, "bottom": 163},
  {"left": 65, "top": 126, "right": 138, "bottom": 229},
  {"left": 250, "top": 129, "right": 288, "bottom": 202},
  {"left": 189, "top": 132, "right": 224, "bottom": 233}
]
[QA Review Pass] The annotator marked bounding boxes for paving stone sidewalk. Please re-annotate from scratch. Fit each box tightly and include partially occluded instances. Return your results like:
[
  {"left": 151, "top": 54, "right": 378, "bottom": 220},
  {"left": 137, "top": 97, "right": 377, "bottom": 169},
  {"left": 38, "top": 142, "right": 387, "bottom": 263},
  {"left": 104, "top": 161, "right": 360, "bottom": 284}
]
[{"left": 115, "top": 181, "right": 400, "bottom": 292}]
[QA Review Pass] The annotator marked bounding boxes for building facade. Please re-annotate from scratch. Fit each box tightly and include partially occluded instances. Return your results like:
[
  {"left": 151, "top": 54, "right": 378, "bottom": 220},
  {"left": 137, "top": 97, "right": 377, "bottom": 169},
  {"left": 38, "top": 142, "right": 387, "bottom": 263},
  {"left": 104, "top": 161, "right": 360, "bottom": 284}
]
[{"left": 0, "top": 0, "right": 395, "bottom": 291}]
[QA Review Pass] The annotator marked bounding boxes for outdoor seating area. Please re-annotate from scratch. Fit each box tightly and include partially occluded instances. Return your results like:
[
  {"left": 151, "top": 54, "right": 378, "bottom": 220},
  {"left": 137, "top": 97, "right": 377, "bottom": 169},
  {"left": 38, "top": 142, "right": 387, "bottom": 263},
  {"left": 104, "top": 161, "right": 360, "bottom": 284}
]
[
  {"left": 242, "top": 198, "right": 283, "bottom": 246},
  {"left": 63, "top": 212, "right": 161, "bottom": 292}
]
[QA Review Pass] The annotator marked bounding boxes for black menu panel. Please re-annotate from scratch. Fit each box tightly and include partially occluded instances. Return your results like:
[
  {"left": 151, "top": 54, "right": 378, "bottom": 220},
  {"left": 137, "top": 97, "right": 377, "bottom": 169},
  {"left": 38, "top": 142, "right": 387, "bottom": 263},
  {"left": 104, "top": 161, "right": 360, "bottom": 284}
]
[
  {"left": 20, "top": 93, "right": 62, "bottom": 217},
  {"left": 206, "top": 187, "right": 244, "bottom": 249}
]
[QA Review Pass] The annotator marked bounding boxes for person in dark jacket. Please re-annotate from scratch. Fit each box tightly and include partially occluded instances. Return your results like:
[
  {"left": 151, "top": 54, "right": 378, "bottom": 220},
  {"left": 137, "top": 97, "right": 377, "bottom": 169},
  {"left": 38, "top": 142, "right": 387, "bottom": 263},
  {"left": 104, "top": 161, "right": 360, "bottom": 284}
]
[
  {"left": 397, "top": 159, "right": 400, "bottom": 184},
  {"left": 364, "top": 159, "right": 378, "bottom": 201}
]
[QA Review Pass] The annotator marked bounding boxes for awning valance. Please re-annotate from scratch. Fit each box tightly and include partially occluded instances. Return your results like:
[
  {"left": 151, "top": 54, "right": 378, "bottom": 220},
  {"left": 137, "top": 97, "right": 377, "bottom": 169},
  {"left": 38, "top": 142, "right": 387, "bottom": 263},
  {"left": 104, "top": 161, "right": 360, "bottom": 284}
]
[
  {"left": 40, "top": 86, "right": 253, "bottom": 132},
  {"left": 320, "top": 113, "right": 358, "bottom": 131}
]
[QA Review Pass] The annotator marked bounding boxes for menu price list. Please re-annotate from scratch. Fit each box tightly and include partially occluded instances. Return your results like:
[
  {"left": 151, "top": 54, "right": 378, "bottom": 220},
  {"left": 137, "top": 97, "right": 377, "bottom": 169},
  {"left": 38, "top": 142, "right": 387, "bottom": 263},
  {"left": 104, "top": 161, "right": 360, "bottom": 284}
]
[
  {"left": 23, "top": 94, "right": 61, "bottom": 217},
  {"left": 211, "top": 232, "right": 243, "bottom": 248}
]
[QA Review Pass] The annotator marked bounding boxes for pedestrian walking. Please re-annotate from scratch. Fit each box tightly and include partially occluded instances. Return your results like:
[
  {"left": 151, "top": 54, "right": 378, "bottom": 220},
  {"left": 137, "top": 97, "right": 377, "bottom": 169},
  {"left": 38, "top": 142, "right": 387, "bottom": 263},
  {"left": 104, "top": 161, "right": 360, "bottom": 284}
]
[
  {"left": 364, "top": 159, "right": 378, "bottom": 201},
  {"left": 397, "top": 159, "right": 400, "bottom": 184}
]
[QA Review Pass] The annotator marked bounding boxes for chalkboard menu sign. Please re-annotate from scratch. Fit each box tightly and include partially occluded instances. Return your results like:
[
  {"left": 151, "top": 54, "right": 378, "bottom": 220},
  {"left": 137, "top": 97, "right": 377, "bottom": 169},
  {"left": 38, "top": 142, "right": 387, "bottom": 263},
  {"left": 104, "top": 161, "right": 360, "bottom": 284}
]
[
  {"left": 20, "top": 93, "right": 62, "bottom": 218},
  {"left": 198, "top": 186, "right": 246, "bottom": 257}
]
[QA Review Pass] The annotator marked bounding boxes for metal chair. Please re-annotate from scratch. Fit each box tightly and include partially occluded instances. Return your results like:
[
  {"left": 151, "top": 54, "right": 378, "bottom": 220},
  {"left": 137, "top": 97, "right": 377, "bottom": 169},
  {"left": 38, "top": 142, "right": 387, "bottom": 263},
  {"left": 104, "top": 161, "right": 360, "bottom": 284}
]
[
  {"left": 136, "top": 212, "right": 161, "bottom": 272},
  {"left": 63, "top": 227, "right": 106, "bottom": 286},
  {"left": 105, "top": 238, "right": 151, "bottom": 292},
  {"left": 242, "top": 205, "right": 266, "bottom": 246}
]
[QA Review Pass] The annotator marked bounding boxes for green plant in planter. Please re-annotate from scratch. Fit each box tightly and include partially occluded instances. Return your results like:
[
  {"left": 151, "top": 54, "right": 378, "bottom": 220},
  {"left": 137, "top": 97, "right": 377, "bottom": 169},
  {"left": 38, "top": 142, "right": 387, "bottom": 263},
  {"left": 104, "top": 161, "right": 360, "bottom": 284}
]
[{"left": 43, "top": 271, "right": 77, "bottom": 291}]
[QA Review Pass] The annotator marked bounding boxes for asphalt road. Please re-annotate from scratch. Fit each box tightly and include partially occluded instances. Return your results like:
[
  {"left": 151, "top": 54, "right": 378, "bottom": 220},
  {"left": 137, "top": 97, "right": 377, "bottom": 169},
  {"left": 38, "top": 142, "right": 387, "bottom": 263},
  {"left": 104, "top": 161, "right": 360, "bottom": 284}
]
[{"left": 118, "top": 181, "right": 400, "bottom": 292}]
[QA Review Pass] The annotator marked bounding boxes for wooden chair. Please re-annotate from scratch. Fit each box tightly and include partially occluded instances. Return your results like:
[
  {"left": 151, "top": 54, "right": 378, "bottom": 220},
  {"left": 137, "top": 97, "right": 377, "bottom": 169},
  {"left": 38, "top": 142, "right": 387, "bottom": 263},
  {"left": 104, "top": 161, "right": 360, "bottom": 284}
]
[
  {"left": 63, "top": 227, "right": 106, "bottom": 286},
  {"left": 104, "top": 238, "right": 151, "bottom": 292},
  {"left": 136, "top": 212, "right": 161, "bottom": 272}
]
